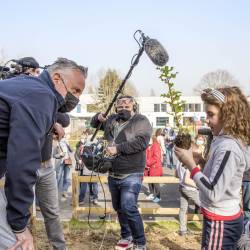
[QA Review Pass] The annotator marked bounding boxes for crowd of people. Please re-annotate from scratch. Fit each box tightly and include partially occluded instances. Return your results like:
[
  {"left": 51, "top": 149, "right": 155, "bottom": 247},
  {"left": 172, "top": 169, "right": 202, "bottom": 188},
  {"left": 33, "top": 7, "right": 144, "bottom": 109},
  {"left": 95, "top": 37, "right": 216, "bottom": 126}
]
[{"left": 0, "top": 57, "right": 249, "bottom": 250}]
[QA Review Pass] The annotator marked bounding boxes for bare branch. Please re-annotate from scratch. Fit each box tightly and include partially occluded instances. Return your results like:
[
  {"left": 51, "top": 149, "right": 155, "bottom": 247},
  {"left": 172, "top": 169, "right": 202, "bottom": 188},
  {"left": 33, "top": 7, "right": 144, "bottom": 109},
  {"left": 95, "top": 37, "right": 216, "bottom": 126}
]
[{"left": 193, "top": 69, "right": 239, "bottom": 94}]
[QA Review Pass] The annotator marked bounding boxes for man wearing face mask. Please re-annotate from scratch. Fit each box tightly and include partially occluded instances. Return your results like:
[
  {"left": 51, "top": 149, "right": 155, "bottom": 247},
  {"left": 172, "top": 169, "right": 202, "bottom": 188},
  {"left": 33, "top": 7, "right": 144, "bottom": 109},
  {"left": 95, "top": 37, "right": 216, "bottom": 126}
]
[
  {"left": 17, "top": 58, "right": 71, "bottom": 249},
  {"left": 91, "top": 95, "right": 152, "bottom": 250},
  {"left": 0, "top": 57, "right": 86, "bottom": 249}
]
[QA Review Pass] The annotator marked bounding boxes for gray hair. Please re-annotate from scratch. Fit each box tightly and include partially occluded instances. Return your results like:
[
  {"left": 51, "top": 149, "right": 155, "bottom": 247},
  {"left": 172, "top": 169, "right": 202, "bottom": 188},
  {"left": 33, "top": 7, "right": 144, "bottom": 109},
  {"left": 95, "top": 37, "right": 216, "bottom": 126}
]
[{"left": 47, "top": 57, "right": 88, "bottom": 77}]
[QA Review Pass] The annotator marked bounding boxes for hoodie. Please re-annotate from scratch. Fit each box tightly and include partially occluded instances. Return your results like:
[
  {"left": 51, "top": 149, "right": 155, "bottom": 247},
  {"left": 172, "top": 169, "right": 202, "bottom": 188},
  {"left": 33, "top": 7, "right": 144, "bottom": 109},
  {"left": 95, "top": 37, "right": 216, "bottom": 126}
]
[{"left": 191, "top": 134, "right": 250, "bottom": 220}]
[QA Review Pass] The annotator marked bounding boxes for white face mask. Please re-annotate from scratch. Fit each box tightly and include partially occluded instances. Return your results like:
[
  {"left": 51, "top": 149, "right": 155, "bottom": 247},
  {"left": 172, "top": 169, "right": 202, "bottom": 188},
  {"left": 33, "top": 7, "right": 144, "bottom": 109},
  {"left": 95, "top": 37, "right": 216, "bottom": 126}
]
[{"left": 196, "top": 140, "right": 204, "bottom": 146}]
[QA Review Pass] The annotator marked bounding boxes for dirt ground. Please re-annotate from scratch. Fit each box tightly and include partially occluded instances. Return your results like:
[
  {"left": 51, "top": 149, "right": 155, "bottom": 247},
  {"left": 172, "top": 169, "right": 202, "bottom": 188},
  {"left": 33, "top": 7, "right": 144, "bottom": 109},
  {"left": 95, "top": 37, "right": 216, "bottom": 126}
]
[{"left": 34, "top": 219, "right": 202, "bottom": 250}]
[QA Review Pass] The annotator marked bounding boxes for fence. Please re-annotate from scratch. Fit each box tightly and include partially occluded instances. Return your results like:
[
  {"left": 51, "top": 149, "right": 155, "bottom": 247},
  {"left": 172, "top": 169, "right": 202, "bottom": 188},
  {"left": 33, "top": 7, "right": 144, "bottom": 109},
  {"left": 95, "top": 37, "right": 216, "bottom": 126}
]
[{"left": 71, "top": 172, "right": 202, "bottom": 221}]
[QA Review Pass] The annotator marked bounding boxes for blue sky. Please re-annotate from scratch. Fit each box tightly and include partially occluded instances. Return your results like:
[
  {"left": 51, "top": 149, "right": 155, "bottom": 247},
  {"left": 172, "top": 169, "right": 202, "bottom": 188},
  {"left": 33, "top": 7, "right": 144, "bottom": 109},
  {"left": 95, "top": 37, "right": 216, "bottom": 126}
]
[{"left": 1, "top": 0, "right": 250, "bottom": 95}]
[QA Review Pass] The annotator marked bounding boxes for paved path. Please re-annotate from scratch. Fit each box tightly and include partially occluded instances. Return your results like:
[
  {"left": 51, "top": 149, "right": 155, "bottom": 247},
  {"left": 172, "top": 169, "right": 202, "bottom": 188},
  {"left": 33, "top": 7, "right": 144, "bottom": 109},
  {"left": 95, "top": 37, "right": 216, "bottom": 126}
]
[{"left": 37, "top": 167, "right": 184, "bottom": 221}]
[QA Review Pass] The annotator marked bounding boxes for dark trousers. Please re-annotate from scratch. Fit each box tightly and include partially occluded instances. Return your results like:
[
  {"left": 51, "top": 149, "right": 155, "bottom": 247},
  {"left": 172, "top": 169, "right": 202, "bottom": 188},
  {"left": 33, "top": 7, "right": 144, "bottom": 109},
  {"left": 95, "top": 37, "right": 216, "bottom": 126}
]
[
  {"left": 108, "top": 174, "right": 146, "bottom": 246},
  {"left": 148, "top": 183, "right": 161, "bottom": 198},
  {"left": 79, "top": 182, "right": 98, "bottom": 202},
  {"left": 242, "top": 181, "right": 250, "bottom": 221},
  {"left": 202, "top": 215, "right": 243, "bottom": 250}
]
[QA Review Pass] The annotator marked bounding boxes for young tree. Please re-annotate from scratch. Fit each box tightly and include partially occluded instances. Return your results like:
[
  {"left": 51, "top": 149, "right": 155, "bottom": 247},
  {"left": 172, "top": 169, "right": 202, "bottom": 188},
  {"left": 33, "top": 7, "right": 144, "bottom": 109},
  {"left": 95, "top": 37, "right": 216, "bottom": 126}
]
[
  {"left": 92, "top": 69, "right": 138, "bottom": 113},
  {"left": 159, "top": 66, "right": 185, "bottom": 129},
  {"left": 159, "top": 66, "right": 191, "bottom": 149}
]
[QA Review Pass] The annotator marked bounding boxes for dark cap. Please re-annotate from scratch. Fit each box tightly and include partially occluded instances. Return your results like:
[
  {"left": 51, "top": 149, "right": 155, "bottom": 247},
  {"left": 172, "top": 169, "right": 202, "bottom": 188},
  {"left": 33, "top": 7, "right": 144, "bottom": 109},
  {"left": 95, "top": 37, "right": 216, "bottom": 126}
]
[{"left": 17, "top": 57, "right": 40, "bottom": 68}]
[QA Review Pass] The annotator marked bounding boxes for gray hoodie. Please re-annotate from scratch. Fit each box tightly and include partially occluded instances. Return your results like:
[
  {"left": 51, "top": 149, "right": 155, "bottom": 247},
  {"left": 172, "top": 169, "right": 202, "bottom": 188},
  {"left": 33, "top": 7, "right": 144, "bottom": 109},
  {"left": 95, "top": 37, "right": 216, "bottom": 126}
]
[{"left": 193, "top": 134, "right": 250, "bottom": 218}]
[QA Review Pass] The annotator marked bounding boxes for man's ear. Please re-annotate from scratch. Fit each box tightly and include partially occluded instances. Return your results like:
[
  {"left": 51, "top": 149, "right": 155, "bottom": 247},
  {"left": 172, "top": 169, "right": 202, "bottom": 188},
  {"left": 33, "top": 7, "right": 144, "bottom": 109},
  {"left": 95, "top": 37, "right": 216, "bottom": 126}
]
[
  {"left": 52, "top": 73, "right": 62, "bottom": 87},
  {"left": 52, "top": 72, "right": 61, "bottom": 81}
]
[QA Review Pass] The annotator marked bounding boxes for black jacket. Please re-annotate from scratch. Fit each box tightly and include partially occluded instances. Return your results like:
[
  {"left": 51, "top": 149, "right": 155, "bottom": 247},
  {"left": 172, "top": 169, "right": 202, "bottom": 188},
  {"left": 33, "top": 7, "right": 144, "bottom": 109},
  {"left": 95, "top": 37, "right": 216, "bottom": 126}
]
[
  {"left": 91, "top": 113, "right": 152, "bottom": 174},
  {"left": 0, "top": 71, "right": 64, "bottom": 232}
]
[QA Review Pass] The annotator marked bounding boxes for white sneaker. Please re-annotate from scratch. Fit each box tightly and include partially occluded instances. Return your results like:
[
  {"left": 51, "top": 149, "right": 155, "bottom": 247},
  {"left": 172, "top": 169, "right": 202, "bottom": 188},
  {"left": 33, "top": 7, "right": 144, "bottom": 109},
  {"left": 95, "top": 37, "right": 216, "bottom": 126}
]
[
  {"left": 115, "top": 238, "right": 134, "bottom": 250},
  {"left": 145, "top": 194, "right": 154, "bottom": 200},
  {"left": 92, "top": 199, "right": 99, "bottom": 205}
]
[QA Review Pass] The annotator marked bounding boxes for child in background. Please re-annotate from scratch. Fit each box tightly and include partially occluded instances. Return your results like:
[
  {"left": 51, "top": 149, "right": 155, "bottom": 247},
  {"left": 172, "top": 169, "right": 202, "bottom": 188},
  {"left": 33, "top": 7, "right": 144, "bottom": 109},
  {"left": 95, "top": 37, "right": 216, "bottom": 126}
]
[{"left": 176, "top": 142, "right": 202, "bottom": 236}]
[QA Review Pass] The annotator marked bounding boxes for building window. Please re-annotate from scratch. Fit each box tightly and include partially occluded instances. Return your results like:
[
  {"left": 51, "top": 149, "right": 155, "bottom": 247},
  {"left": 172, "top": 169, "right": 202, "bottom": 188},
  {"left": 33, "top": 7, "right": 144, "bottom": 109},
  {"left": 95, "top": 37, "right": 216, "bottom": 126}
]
[
  {"left": 154, "top": 104, "right": 160, "bottom": 112},
  {"left": 76, "top": 104, "right": 81, "bottom": 113},
  {"left": 195, "top": 104, "right": 201, "bottom": 112},
  {"left": 188, "top": 103, "right": 195, "bottom": 112},
  {"left": 136, "top": 104, "right": 140, "bottom": 113},
  {"left": 156, "top": 117, "right": 169, "bottom": 126},
  {"left": 161, "top": 103, "right": 167, "bottom": 112},
  {"left": 184, "top": 104, "right": 189, "bottom": 112}
]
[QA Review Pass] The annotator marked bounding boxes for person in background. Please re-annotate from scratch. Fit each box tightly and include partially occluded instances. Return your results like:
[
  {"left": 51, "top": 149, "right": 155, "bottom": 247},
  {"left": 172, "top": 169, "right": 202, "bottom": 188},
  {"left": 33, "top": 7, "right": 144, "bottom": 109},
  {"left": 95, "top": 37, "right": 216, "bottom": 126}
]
[
  {"left": 56, "top": 135, "right": 73, "bottom": 200},
  {"left": 164, "top": 123, "right": 176, "bottom": 169},
  {"left": 155, "top": 128, "right": 166, "bottom": 164},
  {"left": 20, "top": 57, "right": 41, "bottom": 76},
  {"left": 145, "top": 136, "right": 163, "bottom": 203},
  {"left": 91, "top": 95, "right": 152, "bottom": 250},
  {"left": 75, "top": 129, "right": 99, "bottom": 206},
  {"left": 176, "top": 142, "right": 201, "bottom": 236}
]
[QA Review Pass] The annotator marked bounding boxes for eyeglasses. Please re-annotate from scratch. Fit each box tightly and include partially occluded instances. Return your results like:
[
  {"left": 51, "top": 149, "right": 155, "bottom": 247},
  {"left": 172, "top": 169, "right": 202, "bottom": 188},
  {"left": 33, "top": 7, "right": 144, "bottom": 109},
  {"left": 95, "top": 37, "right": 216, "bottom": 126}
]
[{"left": 116, "top": 98, "right": 134, "bottom": 105}]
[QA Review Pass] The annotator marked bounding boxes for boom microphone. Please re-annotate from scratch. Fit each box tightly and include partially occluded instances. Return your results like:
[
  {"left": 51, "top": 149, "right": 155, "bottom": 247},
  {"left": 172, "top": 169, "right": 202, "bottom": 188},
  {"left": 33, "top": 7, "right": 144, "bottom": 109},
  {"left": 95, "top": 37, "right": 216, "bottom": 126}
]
[
  {"left": 139, "top": 31, "right": 169, "bottom": 66},
  {"left": 91, "top": 30, "right": 169, "bottom": 141}
]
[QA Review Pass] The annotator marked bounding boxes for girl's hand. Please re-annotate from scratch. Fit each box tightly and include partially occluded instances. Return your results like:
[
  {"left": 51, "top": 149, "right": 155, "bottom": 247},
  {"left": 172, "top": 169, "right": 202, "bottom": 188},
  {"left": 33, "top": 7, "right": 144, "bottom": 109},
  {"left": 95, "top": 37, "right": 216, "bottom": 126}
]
[{"left": 174, "top": 146, "right": 196, "bottom": 171}]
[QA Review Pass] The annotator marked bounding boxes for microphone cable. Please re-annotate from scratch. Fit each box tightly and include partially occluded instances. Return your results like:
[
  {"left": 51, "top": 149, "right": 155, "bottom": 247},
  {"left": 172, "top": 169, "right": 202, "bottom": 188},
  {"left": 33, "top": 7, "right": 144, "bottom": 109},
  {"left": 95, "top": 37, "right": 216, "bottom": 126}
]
[{"left": 87, "top": 145, "right": 107, "bottom": 230}]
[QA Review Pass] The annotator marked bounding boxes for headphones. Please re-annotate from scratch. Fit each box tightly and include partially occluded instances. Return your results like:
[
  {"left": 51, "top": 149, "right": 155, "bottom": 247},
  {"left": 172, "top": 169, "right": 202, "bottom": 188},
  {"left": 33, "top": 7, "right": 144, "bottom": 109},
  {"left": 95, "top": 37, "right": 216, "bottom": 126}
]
[{"left": 115, "top": 95, "right": 138, "bottom": 113}]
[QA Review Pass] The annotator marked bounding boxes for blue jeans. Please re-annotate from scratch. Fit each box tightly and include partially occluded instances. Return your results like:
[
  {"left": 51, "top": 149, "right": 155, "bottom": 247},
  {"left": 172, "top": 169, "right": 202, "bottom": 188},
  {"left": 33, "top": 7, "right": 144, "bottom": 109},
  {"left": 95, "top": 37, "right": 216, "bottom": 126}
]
[
  {"left": 166, "top": 144, "right": 175, "bottom": 168},
  {"left": 56, "top": 163, "right": 71, "bottom": 193},
  {"left": 79, "top": 181, "right": 98, "bottom": 202},
  {"left": 242, "top": 181, "right": 250, "bottom": 221},
  {"left": 108, "top": 173, "right": 146, "bottom": 246}
]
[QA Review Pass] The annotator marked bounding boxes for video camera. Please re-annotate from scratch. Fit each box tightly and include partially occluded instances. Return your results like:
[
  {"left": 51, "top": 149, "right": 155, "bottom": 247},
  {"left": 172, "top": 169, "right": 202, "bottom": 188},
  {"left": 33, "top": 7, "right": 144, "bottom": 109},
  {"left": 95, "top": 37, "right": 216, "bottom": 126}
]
[
  {"left": 0, "top": 57, "right": 42, "bottom": 80},
  {"left": 81, "top": 140, "right": 116, "bottom": 174},
  {"left": 0, "top": 64, "right": 23, "bottom": 79}
]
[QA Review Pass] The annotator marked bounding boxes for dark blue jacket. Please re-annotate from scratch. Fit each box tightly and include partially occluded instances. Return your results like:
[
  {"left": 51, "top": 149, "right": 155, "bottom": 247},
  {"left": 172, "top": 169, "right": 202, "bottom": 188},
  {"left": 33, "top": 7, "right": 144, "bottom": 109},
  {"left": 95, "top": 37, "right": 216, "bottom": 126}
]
[{"left": 0, "top": 71, "right": 64, "bottom": 232}]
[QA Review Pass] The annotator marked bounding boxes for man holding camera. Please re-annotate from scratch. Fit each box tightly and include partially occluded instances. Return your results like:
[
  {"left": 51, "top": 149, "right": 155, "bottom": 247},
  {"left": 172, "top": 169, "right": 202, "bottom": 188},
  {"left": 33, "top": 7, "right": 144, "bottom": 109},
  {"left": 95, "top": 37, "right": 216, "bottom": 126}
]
[
  {"left": 91, "top": 95, "right": 152, "bottom": 250},
  {"left": 0, "top": 58, "right": 87, "bottom": 249}
]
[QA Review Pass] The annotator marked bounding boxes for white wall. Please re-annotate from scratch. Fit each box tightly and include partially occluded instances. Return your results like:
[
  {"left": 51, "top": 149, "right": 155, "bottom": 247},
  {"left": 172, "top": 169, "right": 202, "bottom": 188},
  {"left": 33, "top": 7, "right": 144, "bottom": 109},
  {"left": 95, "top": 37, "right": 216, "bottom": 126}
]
[{"left": 69, "top": 94, "right": 208, "bottom": 129}]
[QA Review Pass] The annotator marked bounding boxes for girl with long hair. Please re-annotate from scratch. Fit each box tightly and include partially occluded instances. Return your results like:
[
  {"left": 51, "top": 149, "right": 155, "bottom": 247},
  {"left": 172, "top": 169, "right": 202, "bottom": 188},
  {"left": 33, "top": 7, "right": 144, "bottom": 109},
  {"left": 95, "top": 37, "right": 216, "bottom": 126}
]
[{"left": 175, "top": 86, "right": 250, "bottom": 249}]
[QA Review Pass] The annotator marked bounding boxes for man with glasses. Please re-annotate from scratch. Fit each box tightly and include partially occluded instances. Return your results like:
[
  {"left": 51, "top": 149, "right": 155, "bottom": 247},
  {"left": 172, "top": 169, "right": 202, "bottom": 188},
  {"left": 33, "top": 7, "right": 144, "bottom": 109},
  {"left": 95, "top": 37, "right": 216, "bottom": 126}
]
[
  {"left": 0, "top": 58, "right": 87, "bottom": 249},
  {"left": 91, "top": 95, "right": 152, "bottom": 250}
]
